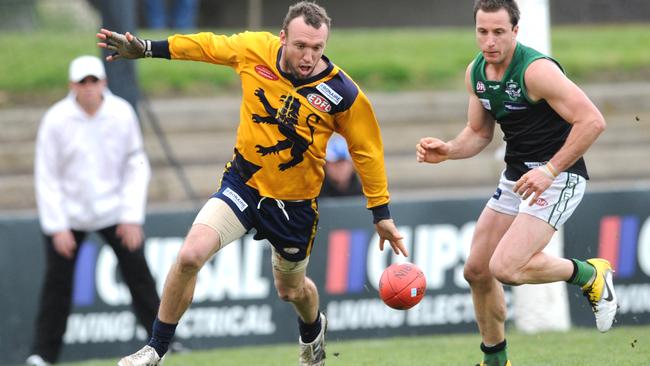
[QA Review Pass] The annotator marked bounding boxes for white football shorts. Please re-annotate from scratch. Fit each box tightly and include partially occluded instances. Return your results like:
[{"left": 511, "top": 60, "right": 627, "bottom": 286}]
[{"left": 486, "top": 170, "right": 586, "bottom": 229}]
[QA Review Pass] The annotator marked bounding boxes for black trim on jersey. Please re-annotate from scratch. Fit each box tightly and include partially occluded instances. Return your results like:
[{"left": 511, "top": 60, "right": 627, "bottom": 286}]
[
  {"left": 151, "top": 40, "right": 171, "bottom": 59},
  {"left": 231, "top": 148, "right": 262, "bottom": 182},
  {"left": 276, "top": 48, "right": 335, "bottom": 87},
  {"left": 296, "top": 72, "right": 360, "bottom": 114}
]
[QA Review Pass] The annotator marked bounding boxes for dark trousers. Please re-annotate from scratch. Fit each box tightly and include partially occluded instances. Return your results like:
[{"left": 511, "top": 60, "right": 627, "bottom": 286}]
[{"left": 30, "top": 225, "right": 160, "bottom": 363}]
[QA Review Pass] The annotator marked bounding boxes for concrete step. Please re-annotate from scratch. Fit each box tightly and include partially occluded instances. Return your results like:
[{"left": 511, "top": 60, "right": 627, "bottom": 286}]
[
  {"left": 3, "top": 82, "right": 649, "bottom": 140},
  {"left": 2, "top": 110, "right": 648, "bottom": 175},
  {"left": 1, "top": 82, "right": 649, "bottom": 211},
  {"left": 3, "top": 139, "right": 648, "bottom": 211}
]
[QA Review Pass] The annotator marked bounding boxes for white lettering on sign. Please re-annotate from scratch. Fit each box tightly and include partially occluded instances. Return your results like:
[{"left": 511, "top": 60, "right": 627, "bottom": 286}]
[
  {"left": 406, "top": 293, "right": 476, "bottom": 326},
  {"left": 62, "top": 305, "right": 276, "bottom": 344},
  {"left": 326, "top": 298, "right": 405, "bottom": 331},
  {"left": 144, "top": 237, "right": 183, "bottom": 295},
  {"left": 327, "top": 292, "right": 513, "bottom": 330},
  {"left": 367, "top": 222, "right": 476, "bottom": 291},
  {"left": 95, "top": 235, "right": 271, "bottom": 306},
  {"left": 64, "top": 311, "right": 135, "bottom": 344},
  {"left": 96, "top": 246, "right": 131, "bottom": 306},
  {"left": 175, "top": 304, "right": 276, "bottom": 338},
  {"left": 193, "top": 236, "right": 270, "bottom": 302},
  {"left": 616, "top": 283, "right": 650, "bottom": 314}
]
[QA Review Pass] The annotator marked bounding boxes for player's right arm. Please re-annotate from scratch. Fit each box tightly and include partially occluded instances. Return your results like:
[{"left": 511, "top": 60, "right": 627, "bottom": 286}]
[
  {"left": 417, "top": 63, "right": 495, "bottom": 164},
  {"left": 96, "top": 28, "right": 247, "bottom": 67},
  {"left": 96, "top": 29, "right": 146, "bottom": 61}
]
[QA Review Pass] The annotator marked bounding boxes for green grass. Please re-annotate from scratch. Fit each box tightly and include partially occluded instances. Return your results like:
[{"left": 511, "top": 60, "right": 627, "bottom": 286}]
[
  {"left": 62, "top": 325, "right": 649, "bottom": 366},
  {"left": 1, "top": 24, "right": 650, "bottom": 105}
]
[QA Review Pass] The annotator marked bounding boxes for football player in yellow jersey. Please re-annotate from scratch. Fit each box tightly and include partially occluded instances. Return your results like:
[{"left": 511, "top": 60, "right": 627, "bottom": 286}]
[{"left": 98, "top": 2, "right": 406, "bottom": 365}]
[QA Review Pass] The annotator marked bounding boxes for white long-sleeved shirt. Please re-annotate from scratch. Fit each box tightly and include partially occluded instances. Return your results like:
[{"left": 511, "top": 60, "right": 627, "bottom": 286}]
[{"left": 34, "top": 91, "right": 150, "bottom": 234}]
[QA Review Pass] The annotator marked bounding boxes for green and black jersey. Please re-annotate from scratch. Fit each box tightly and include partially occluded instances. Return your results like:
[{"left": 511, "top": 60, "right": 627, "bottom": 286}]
[{"left": 470, "top": 42, "right": 588, "bottom": 180}]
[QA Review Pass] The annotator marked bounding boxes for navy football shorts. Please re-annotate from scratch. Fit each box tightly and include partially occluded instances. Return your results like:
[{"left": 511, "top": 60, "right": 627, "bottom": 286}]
[{"left": 212, "top": 167, "right": 319, "bottom": 262}]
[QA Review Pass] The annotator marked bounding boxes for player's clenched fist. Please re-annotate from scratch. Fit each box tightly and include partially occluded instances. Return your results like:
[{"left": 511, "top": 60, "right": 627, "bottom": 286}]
[
  {"left": 96, "top": 28, "right": 146, "bottom": 61},
  {"left": 416, "top": 137, "right": 450, "bottom": 164}
]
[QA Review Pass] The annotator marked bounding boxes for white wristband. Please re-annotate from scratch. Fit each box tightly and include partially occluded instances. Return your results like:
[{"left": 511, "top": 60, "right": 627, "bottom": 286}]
[{"left": 144, "top": 39, "right": 152, "bottom": 58}]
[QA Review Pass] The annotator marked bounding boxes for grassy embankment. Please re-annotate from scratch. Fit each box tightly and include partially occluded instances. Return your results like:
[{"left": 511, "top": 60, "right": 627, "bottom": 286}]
[{"left": 1, "top": 24, "right": 649, "bottom": 106}]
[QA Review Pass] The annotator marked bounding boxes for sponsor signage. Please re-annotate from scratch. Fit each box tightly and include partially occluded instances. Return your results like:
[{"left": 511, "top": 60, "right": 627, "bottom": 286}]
[
  {"left": 564, "top": 190, "right": 650, "bottom": 327},
  {"left": 1, "top": 190, "right": 649, "bottom": 363}
]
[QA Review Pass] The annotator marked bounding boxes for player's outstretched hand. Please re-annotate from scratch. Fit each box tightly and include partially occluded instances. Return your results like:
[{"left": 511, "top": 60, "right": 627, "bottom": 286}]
[
  {"left": 375, "top": 219, "right": 408, "bottom": 257},
  {"left": 96, "top": 28, "right": 145, "bottom": 61},
  {"left": 416, "top": 137, "right": 450, "bottom": 164}
]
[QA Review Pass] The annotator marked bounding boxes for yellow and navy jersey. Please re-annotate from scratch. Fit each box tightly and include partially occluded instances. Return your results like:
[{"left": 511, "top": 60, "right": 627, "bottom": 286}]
[{"left": 167, "top": 31, "right": 389, "bottom": 208}]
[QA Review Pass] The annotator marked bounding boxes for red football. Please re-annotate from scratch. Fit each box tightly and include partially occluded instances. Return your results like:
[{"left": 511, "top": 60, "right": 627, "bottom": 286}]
[{"left": 379, "top": 262, "right": 426, "bottom": 310}]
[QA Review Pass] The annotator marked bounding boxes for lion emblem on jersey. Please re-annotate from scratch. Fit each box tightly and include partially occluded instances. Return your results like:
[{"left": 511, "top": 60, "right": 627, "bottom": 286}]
[{"left": 251, "top": 88, "right": 320, "bottom": 171}]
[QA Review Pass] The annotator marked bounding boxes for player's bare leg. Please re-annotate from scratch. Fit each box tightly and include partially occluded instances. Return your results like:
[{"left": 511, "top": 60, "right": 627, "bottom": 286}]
[
  {"left": 273, "top": 263, "right": 326, "bottom": 366},
  {"left": 464, "top": 207, "right": 514, "bottom": 365},
  {"left": 274, "top": 271, "right": 320, "bottom": 323},
  {"left": 118, "top": 224, "right": 221, "bottom": 366},
  {"left": 492, "top": 213, "right": 617, "bottom": 332},
  {"left": 490, "top": 214, "right": 573, "bottom": 285},
  {"left": 158, "top": 224, "right": 221, "bottom": 321}
]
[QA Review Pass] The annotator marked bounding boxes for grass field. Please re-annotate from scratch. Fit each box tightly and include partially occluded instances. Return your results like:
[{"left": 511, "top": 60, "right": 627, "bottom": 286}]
[
  {"left": 61, "top": 325, "right": 649, "bottom": 366},
  {"left": 1, "top": 24, "right": 650, "bottom": 105}
]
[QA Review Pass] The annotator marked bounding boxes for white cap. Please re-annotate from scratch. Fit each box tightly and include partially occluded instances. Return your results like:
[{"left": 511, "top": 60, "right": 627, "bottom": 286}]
[{"left": 68, "top": 55, "right": 106, "bottom": 82}]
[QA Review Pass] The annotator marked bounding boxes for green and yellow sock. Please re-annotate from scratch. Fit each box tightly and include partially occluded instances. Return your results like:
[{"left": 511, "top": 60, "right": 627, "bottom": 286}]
[
  {"left": 567, "top": 258, "right": 596, "bottom": 287},
  {"left": 481, "top": 339, "right": 508, "bottom": 366}
]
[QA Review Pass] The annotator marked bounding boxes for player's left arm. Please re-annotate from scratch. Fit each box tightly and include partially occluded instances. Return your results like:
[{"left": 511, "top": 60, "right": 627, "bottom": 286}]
[
  {"left": 514, "top": 59, "right": 606, "bottom": 204},
  {"left": 526, "top": 58, "right": 606, "bottom": 172},
  {"left": 336, "top": 92, "right": 389, "bottom": 210},
  {"left": 336, "top": 92, "right": 407, "bottom": 257}
]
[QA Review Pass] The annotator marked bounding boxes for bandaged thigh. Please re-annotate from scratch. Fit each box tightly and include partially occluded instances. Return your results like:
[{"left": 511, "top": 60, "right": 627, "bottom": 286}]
[{"left": 193, "top": 197, "right": 247, "bottom": 250}]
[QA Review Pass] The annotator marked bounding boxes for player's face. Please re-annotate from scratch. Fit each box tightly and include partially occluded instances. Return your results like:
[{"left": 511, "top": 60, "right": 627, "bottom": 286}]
[
  {"left": 70, "top": 76, "right": 105, "bottom": 108},
  {"left": 280, "top": 16, "right": 328, "bottom": 79},
  {"left": 475, "top": 8, "right": 518, "bottom": 65}
]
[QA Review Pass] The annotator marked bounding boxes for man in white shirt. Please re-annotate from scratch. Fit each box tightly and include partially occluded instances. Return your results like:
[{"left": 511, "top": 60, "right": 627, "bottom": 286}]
[{"left": 26, "top": 55, "right": 159, "bottom": 366}]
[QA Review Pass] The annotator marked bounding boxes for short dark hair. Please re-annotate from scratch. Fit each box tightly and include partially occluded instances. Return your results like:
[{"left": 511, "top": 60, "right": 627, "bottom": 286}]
[
  {"left": 282, "top": 1, "right": 331, "bottom": 33},
  {"left": 473, "top": 0, "right": 520, "bottom": 28}
]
